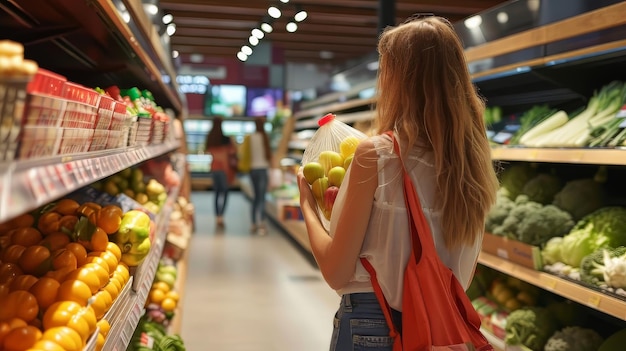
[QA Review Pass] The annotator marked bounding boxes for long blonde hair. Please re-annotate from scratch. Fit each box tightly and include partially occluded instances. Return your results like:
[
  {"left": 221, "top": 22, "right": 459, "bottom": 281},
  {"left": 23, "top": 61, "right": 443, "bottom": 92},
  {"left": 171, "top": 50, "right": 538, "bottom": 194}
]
[{"left": 375, "top": 16, "right": 498, "bottom": 249}]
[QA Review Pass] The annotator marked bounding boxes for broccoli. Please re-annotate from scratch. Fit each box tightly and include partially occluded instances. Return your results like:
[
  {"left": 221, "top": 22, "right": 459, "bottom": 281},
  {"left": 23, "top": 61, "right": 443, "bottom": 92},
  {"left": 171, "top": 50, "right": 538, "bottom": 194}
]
[
  {"left": 580, "top": 246, "right": 626, "bottom": 287},
  {"left": 505, "top": 307, "right": 559, "bottom": 351},
  {"left": 544, "top": 326, "right": 604, "bottom": 351},
  {"left": 516, "top": 205, "right": 575, "bottom": 246},
  {"left": 521, "top": 173, "right": 563, "bottom": 205},
  {"left": 485, "top": 190, "right": 515, "bottom": 233},
  {"left": 491, "top": 197, "right": 542, "bottom": 238}
]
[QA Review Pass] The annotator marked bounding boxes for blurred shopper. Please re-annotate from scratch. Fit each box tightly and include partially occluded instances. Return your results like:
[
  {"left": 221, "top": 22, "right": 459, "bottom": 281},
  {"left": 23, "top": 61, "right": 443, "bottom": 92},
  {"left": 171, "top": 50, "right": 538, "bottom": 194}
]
[
  {"left": 297, "top": 16, "right": 499, "bottom": 350},
  {"left": 205, "top": 116, "right": 237, "bottom": 227},
  {"left": 246, "top": 117, "right": 272, "bottom": 234}
]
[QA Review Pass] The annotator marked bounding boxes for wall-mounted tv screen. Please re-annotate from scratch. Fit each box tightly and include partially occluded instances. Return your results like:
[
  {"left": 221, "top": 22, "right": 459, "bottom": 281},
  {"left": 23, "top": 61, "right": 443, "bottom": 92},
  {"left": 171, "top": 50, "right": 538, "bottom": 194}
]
[
  {"left": 245, "top": 88, "right": 283, "bottom": 119},
  {"left": 204, "top": 85, "right": 247, "bottom": 117}
]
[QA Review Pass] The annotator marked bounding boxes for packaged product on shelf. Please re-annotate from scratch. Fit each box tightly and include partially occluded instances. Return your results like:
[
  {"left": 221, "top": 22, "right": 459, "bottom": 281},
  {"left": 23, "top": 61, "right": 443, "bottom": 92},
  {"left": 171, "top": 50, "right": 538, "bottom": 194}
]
[
  {"left": 300, "top": 113, "right": 367, "bottom": 228},
  {"left": 0, "top": 40, "right": 38, "bottom": 161}
]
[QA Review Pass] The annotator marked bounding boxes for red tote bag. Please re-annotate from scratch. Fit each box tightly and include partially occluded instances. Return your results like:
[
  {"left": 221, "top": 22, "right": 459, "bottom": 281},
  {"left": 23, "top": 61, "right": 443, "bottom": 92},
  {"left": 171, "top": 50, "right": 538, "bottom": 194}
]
[{"left": 360, "top": 132, "right": 492, "bottom": 351}]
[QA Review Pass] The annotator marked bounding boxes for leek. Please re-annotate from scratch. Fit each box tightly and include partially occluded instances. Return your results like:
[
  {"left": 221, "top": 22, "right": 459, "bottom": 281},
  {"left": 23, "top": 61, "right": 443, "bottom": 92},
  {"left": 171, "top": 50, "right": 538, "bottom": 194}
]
[{"left": 519, "top": 110, "right": 569, "bottom": 145}]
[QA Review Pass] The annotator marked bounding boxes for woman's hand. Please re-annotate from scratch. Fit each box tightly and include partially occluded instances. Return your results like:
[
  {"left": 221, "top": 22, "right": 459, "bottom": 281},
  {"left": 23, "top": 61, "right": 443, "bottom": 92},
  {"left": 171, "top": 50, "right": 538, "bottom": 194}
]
[{"left": 297, "top": 170, "right": 320, "bottom": 223}]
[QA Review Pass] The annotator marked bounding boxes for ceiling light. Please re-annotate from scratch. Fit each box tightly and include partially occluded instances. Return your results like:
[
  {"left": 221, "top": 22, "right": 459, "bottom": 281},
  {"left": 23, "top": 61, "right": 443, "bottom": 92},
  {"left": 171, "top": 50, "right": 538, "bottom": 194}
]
[
  {"left": 366, "top": 61, "right": 379, "bottom": 71},
  {"left": 166, "top": 23, "right": 176, "bottom": 36},
  {"left": 286, "top": 22, "right": 298, "bottom": 32},
  {"left": 464, "top": 15, "right": 482, "bottom": 29},
  {"left": 190, "top": 54, "right": 204, "bottom": 63},
  {"left": 251, "top": 28, "right": 265, "bottom": 39},
  {"left": 241, "top": 45, "right": 253, "bottom": 55},
  {"left": 121, "top": 11, "right": 131, "bottom": 23},
  {"left": 237, "top": 52, "right": 248, "bottom": 62},
  {"left": 280, "top": 0, "right": 289, "bottom": 3},
  {"left": 268, "top": 6, "right": 281, "bottom": 19},
  {"left": 249, "top": 35, "right": 259, "bottom": 46},
  {"left": 162, "top": 14, "right": 174, "bottom": 24},
  {"left": 497, "top": 11, "right": 509, "bottom": 24},
  {"left": 172, "top": 50, "right": 179, "bottom": 59},
  {"left": 144, "top": 4, "right": 158, "bottom": 16},
  {"left": 294, "top": 10, "right": 307, "bottom": 22},
  {"left": 261, "top": 22, "right": 273, "bottom": 33}
]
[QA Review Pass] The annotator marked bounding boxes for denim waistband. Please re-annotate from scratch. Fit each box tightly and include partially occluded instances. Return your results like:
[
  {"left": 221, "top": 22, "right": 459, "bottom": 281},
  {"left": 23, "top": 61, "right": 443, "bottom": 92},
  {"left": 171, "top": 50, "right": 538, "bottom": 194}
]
[{"left": 341, "top": 292, "right": 379, "bottom": 309}]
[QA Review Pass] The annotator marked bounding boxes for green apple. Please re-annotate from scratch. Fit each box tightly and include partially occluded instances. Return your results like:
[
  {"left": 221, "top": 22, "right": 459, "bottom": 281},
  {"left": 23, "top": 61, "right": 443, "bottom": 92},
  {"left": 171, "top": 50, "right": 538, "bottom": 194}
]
[
  {"left": 303, "top": 162, "right": 325, "bottom": 185},
  {"left": 339, "top": 136, "right": 361, "bottom": 159},
  {"left": 343, "top": 155, "right": 354, "bottom": 169},
  {"left": 328, "top": 166, "right": 346, "bottom": 187},
  {"left": 318, "top": 150, "right": 344, "bottom": 175},
  {"left": 311, "top": 177, "right": 329, "bottom": 209}
]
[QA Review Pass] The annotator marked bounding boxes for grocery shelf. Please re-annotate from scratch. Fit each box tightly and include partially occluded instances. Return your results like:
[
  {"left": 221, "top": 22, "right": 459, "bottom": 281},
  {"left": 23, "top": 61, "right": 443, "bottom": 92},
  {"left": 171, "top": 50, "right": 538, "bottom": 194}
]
[
  {"left": 102, "top": 156, "right": 185, "bottom": 351},
  {"left": 490, "top": 146, "right": 626, "bottom": 165},
  {"left": 294, "top": 97, "right": 375, "bottom": 120},
  {"left": 295, "top": 110, "right": 375, "bottom": 130},
  {"left": 0, "top": 142, "right": 180, "bottom": 224},
  {"left": 478, "top": 252, "right": 626, "bottom": 321}
]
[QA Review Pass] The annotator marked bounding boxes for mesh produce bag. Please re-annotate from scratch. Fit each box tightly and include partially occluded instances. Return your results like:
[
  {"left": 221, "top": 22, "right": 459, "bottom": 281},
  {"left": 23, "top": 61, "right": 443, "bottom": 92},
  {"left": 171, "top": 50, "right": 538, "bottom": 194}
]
[{"left": 301, "top": 113, "right": 367, "bottom": 229}]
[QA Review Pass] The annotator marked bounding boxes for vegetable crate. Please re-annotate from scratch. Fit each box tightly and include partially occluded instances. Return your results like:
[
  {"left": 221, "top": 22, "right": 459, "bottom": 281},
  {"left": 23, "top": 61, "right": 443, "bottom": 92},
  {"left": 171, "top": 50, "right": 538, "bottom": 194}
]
[{"left": 482, "top": 232, "right": 543, "bottom": 270}]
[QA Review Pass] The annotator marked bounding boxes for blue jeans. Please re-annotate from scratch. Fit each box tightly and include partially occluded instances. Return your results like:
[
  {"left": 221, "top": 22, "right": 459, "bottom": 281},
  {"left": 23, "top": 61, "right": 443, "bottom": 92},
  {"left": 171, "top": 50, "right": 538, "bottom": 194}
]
[
  {"left": 249, "top": 168, "right": 268, "bottom": 224},
  {"left": 330, "top": 293, "right": 401, "bottom": 351},
  {"left": 211, "top": 170, "right": 228, "bottom": 216}
]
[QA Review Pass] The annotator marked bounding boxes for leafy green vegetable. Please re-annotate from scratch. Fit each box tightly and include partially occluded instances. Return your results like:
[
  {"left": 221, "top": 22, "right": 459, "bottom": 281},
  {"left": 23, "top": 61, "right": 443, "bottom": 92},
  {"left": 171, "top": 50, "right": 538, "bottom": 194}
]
[
  {"left": 542, "top": 237, "right": 564, "bottom": 266},
  {"left": 510, "top": 105, "right": 556, "bottom": 145},
  {"left": 560, "top": 207, "right": 626, "bottom": 267},
  {"left": 504, "top": 307, "right": 560, "bottom": 351},
  {"left": 544, "top": 326, "right": 604, "bottom": 351},
  {"left": 521, "top": 173, "right": 563, "bottom": 205},
  {"left": 580, "top": 246, "right": 626, "bottom": 287}
]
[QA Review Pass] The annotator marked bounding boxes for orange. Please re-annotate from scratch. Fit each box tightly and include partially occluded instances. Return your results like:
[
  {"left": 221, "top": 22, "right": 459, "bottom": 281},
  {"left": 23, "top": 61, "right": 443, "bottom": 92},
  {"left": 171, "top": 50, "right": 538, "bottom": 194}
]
[
  {"left": 56, "top": 279, "right": 92, "bottom": 306},
  {"left": 96, "top": 319, "right": 110, "bottom": 337},
  {"left": 82, "top": 263, "right": 109, "bottom": 290},
  {"left": 2, "top": 245, "right": 26, "bottom": 264},
  {"left": 0, "top": 291, "right": 39, "bottom": 322},
  {"left": 89, "top": 251, "right": 118, "bottom": 275},
  {"left": 42, "top": 302, "right": 91, "bottom": 343},
  {"left": 52, "top": 199, "right": 80, "bottom": 216},
  {"left": 148, "top": 288, "right": 165, "bottom": 304},
  {"left": 96, "top": 331, "right": 105, "bottom": 351},
  {"left": 90, "top": 290, "right": 112, "bottom": 320},
  {"left": 64, "top": 243, "right": 87, "bottom": 267},
  {"left": 41, "top": 326, "right": 82, "bottom": 351},
  {"left": 30, "top": 339, "right": 66, "bottom": 351},
  {"left": 152, "top": 281, "right": 170, "bottom": 294},
  {"left": 165, "top": 290, "right": 180, "bottom": 302},
  {"left": 84, "top": 256, "right": 110, "bottom": 275},
  {"left": 161, "top": 297, "right": 177, "bottom": 312},
  {"left": 29, "top": 277, "right": 60, "bottom": 310},
  {"left": 9, "top": 274, "right": 38, "bottom": 291},
  {"left": 2, "top": 325, "right": 42, "bottom": 351},
  {"left": 105, "top": 242, "right": 122, "bottom": 262},
  {"left": 52, "top": 249, "right": 77, "bottom": 271},
  {"left": 10, "top": 227, "right": 43, "bottom": 247},
  {"left": 39, "top": 232, "right": 71, "bottom": 252},
  {"left": 63, "top": 267, "right": 100, "bottom": 295},
  {"left": 9, "top": 213, "right": 35, "bottom": 229},
  {"left": 108, "top": 276, "right": 123, "bottom": 294},
  {"left": 102, "top": 280, "right": 120, "bottom": 301},
  {"left": 18, "top": 245, "right": 51, "bottom": 276},
  {"left": 44, "top": 266, "right": 74, "bottom": 283},
  {"left": 114, "top": 264, "right": 130, "bottom": 284}
]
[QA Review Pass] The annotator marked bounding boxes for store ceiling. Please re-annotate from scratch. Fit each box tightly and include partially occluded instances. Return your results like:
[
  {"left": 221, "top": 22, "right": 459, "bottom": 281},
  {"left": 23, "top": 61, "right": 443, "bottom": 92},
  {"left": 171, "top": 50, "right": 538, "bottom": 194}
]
[{"left": 160, "top": 0, "right": 508, "bottom": 66}]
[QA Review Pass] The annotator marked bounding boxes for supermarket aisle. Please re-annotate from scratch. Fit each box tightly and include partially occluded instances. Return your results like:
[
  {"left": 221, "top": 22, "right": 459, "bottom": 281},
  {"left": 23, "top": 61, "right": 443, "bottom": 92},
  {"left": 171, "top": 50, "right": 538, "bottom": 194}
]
[{"left": 180, "top": 191, "right": 340, "bottom": 351}]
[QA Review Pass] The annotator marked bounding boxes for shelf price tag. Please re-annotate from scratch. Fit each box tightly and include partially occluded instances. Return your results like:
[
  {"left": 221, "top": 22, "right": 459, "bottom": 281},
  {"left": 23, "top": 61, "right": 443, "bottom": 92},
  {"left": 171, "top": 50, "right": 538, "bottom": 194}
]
[
  {"left": 27, "top": 168, "right": 48, "bottom": 202},
  {"left": 55, "top": 164, "right": 75, "bottom": 189},
  {"left": 587, "top": 294, "right": 601, "bottom": 307},
  {"left": 545, "top": 277, "right": 557, "bottom": 291},
  {"left": 44, "top": 166, "right": 64, "bottom": 198}
]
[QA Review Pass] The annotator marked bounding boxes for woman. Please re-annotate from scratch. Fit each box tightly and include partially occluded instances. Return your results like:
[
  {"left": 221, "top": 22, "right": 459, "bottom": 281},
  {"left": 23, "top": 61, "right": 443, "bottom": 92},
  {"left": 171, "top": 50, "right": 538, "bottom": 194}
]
[
  {"left": 297, "top": 16, "right": 499, "bottom": 350},
  {"left": 206, "top": 116, "right": 237, "bottom": 227},
  {"left": 248, "top": 117, "right": 272, "bottom": 234}
]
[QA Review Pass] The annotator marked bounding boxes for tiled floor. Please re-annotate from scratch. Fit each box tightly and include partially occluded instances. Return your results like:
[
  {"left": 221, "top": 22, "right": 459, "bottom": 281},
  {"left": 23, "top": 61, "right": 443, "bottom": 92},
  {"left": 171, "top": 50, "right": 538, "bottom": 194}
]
[{"left": 179, "top": 191, "right": 340, "bottom": 351}]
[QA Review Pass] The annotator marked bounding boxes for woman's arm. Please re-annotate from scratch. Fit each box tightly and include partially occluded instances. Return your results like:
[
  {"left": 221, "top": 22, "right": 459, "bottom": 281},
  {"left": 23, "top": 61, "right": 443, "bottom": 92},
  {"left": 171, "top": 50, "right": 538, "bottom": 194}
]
[{"left": 297, "top": 139, "right": 378, "bottom": 290}]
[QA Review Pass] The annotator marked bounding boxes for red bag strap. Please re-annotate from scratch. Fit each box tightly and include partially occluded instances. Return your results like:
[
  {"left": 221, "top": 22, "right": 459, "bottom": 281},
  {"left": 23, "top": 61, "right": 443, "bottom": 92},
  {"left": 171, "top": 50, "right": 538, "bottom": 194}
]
[{"left": 359, "top": 257, "right": 401, "bottom": 342}]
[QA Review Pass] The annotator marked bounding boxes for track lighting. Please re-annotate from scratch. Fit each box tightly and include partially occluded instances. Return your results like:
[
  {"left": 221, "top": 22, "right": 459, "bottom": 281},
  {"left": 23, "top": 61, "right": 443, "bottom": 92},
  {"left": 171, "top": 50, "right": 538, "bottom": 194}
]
[
  {"left": 294, "top": 10, "right": 307, "bottom": 22},
  {"left": 237, "top": 52, "right": 248, "bottom": 62},
  {"left": 261, "top": 22, "right": 273, "bottom": 33},
  {"left": 249, "top": 36, "right": 259, "bottom": 46},
  {"left": 241, "top": 45, "right": 253, "bottom": 55},
  {"left": 268, "top": 6, "right": 281, "bottom": 19},
  {"left": 286, "top": 22, "right": 297, "bottom": 33},
  {"left": 251, "top": 28, "right": 265, "bottom": 39}
]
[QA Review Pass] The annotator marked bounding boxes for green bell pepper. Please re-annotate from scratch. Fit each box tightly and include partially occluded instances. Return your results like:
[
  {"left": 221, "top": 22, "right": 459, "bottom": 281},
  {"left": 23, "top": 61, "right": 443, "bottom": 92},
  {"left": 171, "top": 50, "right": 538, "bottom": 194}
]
[{"left": 112, "top": 210, "right": 152, "bottom": 266}]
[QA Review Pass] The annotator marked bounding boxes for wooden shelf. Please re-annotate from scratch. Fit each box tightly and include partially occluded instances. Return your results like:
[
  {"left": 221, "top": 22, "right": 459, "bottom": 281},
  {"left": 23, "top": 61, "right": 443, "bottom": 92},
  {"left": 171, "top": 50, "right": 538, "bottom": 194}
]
[
  {"left": 478, "top": 252, "right": 626, "bottom": 321},
  {"left": 491, "top": 146, "right": 626, "bottom": 165},
  {"left": 294, "top": 110, "right": 375, "bottom": 130},
  {"left": 293, "top": 97, "right": 375, "bottom": 120}
]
